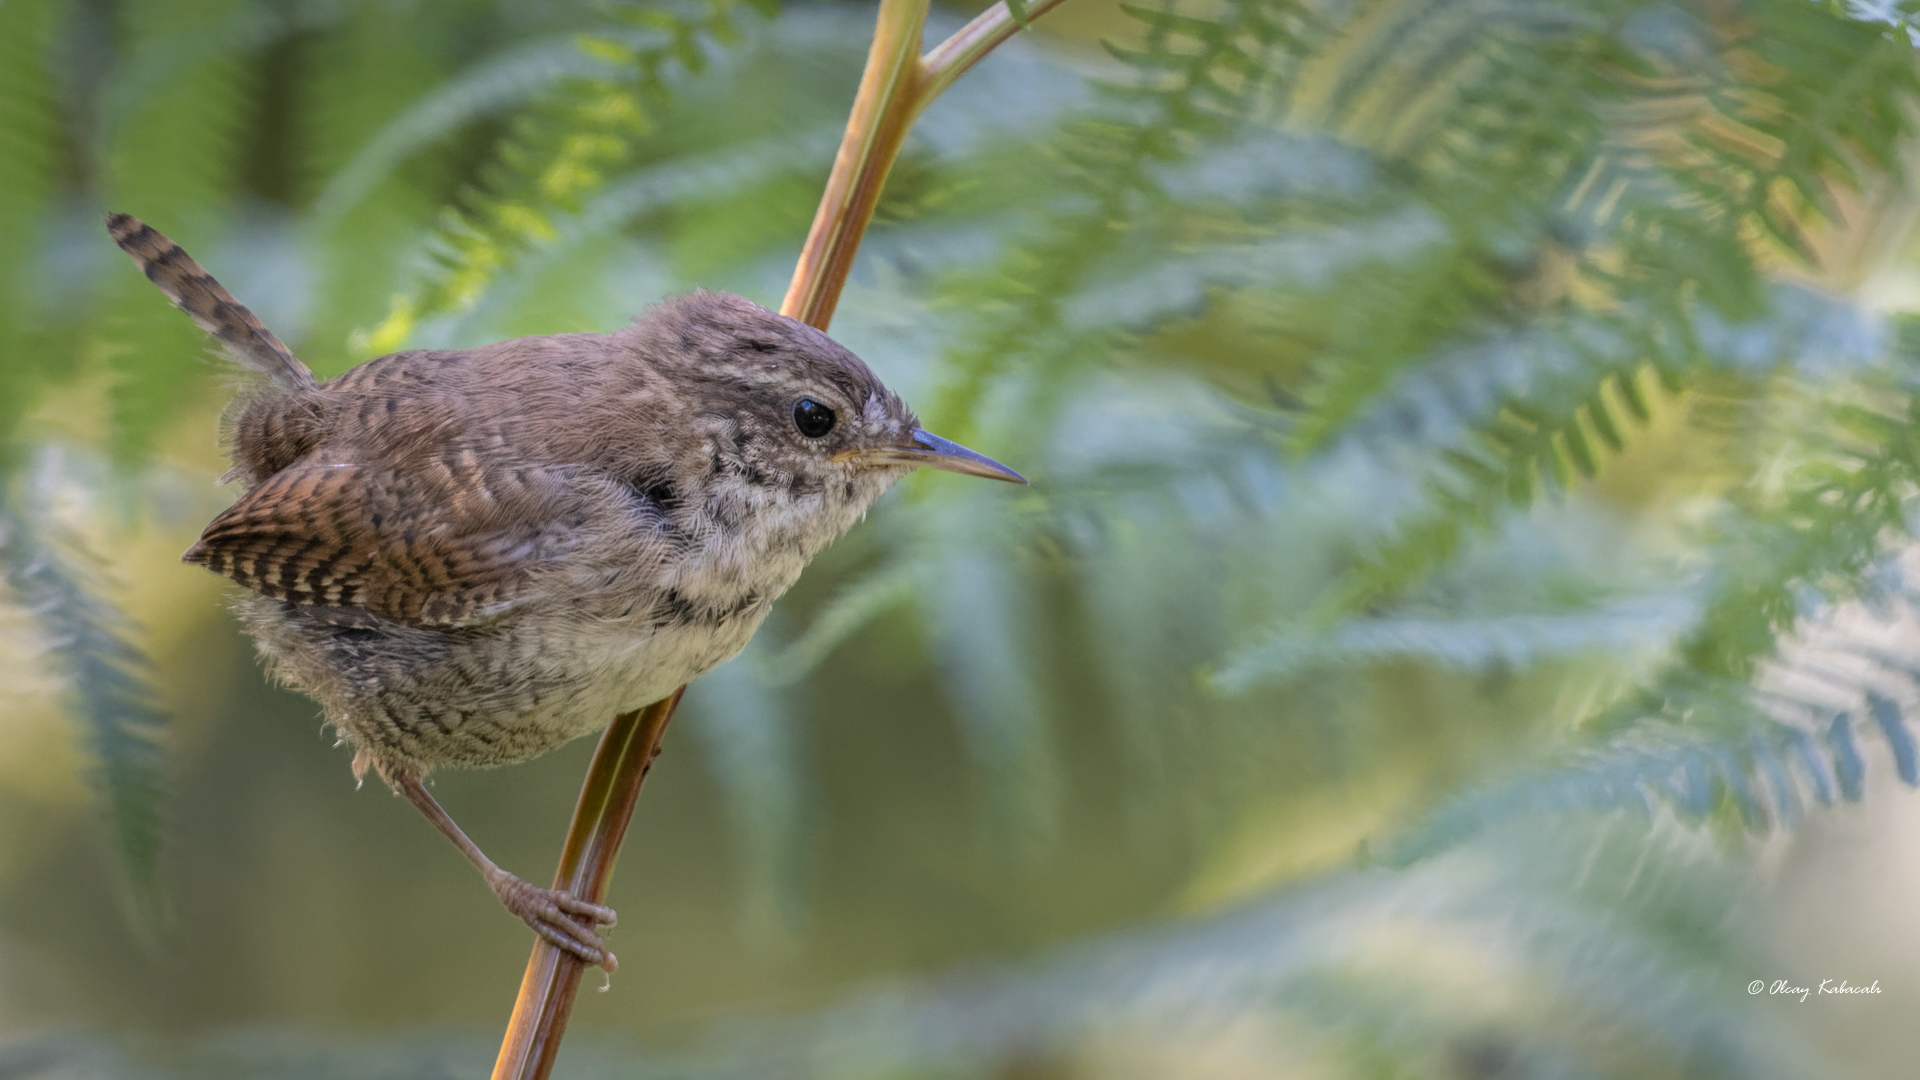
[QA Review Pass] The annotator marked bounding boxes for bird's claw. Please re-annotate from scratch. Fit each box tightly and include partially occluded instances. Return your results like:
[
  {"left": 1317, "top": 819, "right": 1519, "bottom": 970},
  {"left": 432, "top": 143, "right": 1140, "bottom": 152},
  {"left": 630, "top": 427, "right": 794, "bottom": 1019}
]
[{"left": 490, "top": 873, "right": 619, "bottom": 972}]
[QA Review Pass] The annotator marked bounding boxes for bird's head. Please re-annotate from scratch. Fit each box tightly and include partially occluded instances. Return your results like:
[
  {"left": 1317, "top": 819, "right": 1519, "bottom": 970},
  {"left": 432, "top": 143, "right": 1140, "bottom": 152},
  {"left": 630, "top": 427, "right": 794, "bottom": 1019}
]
[{"left": 638, "top": 292, "right": 1026, "bottom": 499}]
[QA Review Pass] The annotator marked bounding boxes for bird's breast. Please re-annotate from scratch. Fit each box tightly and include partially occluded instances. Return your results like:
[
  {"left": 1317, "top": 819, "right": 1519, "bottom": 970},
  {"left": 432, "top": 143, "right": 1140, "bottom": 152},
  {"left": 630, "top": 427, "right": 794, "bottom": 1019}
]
[
  {"left": 541, "top": 461, "right": 884, "bottom": 707},
  {"left": 558, "top": 586, "right": 774, "bottom": 720}
]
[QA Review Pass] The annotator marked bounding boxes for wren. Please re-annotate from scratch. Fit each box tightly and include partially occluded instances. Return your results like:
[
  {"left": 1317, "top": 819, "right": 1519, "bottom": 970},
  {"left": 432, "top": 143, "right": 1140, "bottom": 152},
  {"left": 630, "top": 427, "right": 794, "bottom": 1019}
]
[{"left": 106, "top": 213, "right": 1024, "bottom": 969}]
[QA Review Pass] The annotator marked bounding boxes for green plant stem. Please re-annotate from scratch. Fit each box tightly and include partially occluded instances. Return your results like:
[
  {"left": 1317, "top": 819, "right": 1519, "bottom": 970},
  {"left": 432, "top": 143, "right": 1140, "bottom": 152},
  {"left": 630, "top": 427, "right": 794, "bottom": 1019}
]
[
  {"left": 781, "top": 0, "right": 929, "bottom": 328},
  {"left": 491, "top": 691, "right": 681, "bottom": 1080},
  {"left": 917, "top": 0, "right": 1075, "bottom": 105},
  {"left": 492, "top": 1, "right": 1072, "bottom": 1074},
  {"left": 782, "top": 0, "right": 1072, "bottom": 327}
]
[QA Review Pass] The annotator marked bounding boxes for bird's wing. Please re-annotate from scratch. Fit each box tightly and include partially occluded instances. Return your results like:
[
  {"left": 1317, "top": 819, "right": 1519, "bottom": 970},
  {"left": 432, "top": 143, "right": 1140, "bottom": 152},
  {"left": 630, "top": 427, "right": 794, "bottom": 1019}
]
[{"left": 185, "top": 457, "right": 584, "bottom": 627}]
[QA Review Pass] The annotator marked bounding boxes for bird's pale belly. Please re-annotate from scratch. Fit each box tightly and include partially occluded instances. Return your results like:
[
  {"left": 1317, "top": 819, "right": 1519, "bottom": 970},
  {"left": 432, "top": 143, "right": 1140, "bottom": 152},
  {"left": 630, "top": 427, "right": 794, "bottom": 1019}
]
[{"left": 245, "top": 595, "right": 772, "bottom": 775}]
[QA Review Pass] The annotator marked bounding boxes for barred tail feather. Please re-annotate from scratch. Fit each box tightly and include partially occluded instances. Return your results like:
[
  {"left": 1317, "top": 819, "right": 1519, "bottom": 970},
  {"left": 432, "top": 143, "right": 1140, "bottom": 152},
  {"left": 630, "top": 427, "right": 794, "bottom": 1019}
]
[{"left": 105, "top": 213, "right": 316, "bottom": 392}]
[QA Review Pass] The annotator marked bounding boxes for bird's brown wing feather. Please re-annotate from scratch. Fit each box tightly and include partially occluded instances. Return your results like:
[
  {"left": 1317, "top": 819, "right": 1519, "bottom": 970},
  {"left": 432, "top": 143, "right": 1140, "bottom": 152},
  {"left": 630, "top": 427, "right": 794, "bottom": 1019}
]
[{"left": 185, "top": 458, "right": 582, "bottom": 627}]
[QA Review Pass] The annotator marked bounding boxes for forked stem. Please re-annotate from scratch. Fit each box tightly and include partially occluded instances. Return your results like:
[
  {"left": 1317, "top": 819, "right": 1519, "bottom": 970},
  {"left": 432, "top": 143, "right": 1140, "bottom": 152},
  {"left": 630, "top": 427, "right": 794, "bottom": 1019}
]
[
  {"left": 783, "top": 0, "right": 1075, "bottom": 328},
  {"left": 492, "top": 2, "right": 1070, "bottom": 1076}
]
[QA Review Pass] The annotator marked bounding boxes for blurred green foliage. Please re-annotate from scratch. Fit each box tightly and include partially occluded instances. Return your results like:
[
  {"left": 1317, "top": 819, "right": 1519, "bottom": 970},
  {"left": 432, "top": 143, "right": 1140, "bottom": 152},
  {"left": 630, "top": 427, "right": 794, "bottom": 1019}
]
[{"left": 7, "top": 0, "right": 1920, "bottom": 1076}]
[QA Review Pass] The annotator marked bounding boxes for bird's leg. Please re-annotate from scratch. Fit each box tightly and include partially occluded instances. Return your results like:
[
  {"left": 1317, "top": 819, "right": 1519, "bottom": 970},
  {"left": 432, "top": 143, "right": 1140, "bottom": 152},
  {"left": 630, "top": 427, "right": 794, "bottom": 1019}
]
[{"left": 396, "top": 773, "right": 620, "bottom": 971}]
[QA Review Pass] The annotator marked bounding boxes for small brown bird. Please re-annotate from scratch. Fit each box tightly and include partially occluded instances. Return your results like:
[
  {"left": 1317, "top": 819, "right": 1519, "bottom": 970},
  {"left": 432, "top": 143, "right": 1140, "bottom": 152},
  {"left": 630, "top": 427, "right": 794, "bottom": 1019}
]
[{"left": 106, "top": 212, "right": 1023, "bottom": 969}]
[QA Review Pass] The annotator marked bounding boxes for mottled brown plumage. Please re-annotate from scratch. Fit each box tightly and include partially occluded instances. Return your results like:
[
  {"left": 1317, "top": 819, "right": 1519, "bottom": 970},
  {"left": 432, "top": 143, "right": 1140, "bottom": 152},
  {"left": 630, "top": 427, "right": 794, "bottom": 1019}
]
[{"left": 107, "top": 212, "right": 1024, "bottom": 969}]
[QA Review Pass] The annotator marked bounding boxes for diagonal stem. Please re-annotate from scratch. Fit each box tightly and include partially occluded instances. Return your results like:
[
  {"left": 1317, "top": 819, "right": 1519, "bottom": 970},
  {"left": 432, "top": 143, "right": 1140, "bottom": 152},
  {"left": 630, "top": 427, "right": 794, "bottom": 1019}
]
[
  {"left": 490, "top": 691, "right": 681, "bottom": 1080},
  {"left": 781, "top": 0, "right": 929, "bottom": 328},
  {"left": 492, "top": 1, "right": 1071, "bottom": 1075}
]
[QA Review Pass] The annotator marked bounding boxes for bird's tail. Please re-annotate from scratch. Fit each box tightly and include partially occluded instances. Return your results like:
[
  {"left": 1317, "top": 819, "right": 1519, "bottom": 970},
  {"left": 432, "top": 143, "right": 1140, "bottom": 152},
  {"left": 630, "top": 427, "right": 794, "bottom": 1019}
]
[{"left": 105, "top": 212, "right": 316, "bottom": 392}]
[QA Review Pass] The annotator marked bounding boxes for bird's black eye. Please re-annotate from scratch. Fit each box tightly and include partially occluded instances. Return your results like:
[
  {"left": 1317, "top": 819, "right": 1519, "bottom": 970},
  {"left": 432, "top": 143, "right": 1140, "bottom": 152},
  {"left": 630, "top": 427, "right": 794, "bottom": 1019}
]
[{"left": 793, "top": 397, "right": 836, "bottom": 438}]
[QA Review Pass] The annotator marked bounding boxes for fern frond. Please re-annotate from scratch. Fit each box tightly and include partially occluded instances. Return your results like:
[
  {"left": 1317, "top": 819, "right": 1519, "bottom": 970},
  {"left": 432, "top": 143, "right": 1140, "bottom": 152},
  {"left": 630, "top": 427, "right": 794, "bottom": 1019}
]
[
  {"left": 761, "top": 562, "right": 918, "bottom": 686},
  {"left": 0, "top": 487, "right": 169, "bottom": 930},
  {"left": 308, "top": 33, "right": 641, "bottom": 225},
  {"left": 1323, "top": 284, "right": 1886, "bottom": 615},
  {"left": 927, "top": 0, "right": 1322, "bottom": 439},
  {"left": 1253, "top": 0, "right": 1919, "bottom": 619},
  {"left": 683, "top": 643, "right": 809, "bottom": 944},
  {"left": 456, "top": 125, "right": 843, "bottom": 340},
  {"left": 0, "top": 0, "right": 65, "bottom": 448},
  {"left": 1213, "top": 591, "right": 1700, "bottom": 693},
  {"left": 357, "top": 0, "right": 765, "bottom": 354},
  {"left": 610, "top": 819, "right": 1803, "bottom": 1080},
  {"left": 95, "top": 1, "right": 258, "bottom": 462},
  {"left": 97, "top": 1, "right": 256, "bottom": 223},
  {"left": 1387, "top": 372, "right": 1920, "bottom": 860},
  {"left": 1382, "top": 683, "right": 1918, "bottom": 864},
  {"left": 917, "top": 517, "right": 1058, "bottom": 855}
]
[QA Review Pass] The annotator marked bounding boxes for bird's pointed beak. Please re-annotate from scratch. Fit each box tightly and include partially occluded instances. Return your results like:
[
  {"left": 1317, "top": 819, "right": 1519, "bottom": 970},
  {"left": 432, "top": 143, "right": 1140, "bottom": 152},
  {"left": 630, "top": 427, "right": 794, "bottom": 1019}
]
[{"left": 840, "top": 429, "right": 1028, "bottom": 484}]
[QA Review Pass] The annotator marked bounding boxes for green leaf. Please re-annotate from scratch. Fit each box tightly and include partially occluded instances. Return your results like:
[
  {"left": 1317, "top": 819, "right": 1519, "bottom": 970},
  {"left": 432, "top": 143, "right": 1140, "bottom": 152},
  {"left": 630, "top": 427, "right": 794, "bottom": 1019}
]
[{"left": 0, "top": 488, "right": 170, "bottom": 935}]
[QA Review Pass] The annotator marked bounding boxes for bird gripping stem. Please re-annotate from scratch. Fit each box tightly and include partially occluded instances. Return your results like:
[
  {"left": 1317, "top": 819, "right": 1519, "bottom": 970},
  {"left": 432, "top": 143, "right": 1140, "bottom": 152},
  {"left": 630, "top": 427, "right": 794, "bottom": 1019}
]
[{"left": 492, "top": 2, "right": 1072, "bottom": 1076}]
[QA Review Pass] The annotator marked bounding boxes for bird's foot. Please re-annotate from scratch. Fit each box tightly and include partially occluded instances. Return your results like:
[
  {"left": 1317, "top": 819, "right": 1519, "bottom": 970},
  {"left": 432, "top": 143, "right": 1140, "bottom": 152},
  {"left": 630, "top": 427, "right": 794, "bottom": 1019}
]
[{"left": 487, "top": 871, "right": 619, "bottom": 971}]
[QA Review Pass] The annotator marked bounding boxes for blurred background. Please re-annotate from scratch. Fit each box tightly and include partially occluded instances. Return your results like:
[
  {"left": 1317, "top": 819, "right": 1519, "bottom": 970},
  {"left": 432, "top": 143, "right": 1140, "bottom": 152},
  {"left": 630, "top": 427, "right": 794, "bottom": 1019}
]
[{"left": 6, "top": 0, "right": 1920, "bottom": 1076}]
